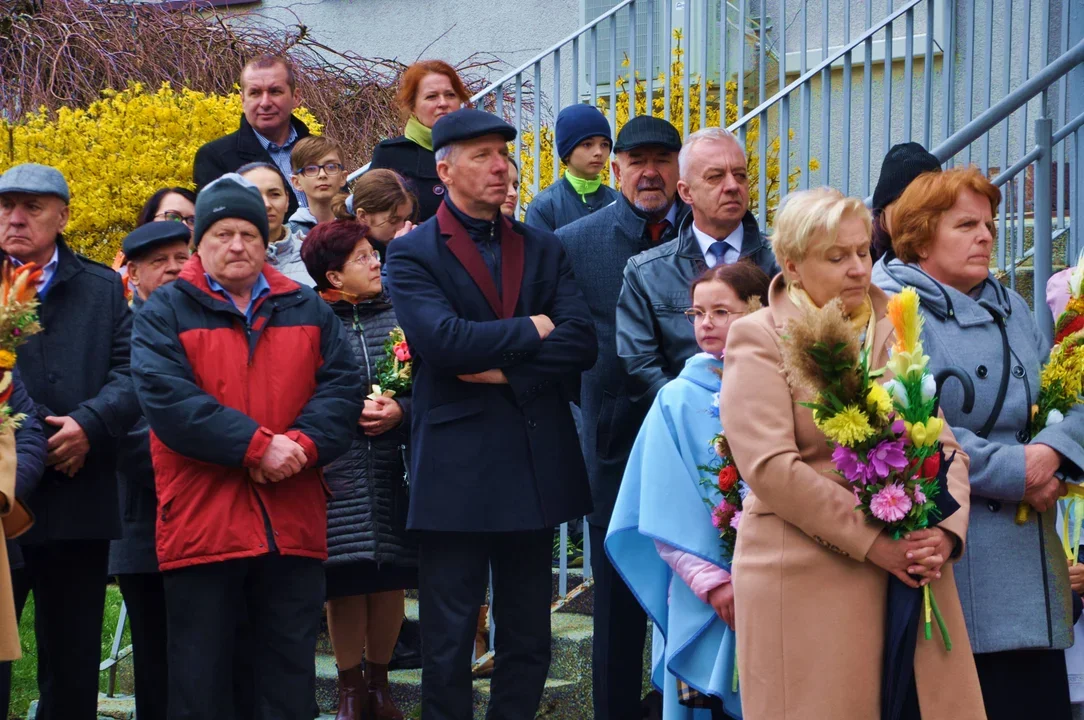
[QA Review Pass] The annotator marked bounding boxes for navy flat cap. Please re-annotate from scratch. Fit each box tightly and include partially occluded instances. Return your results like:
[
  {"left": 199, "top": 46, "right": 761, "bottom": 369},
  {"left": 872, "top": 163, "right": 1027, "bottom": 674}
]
[
  {"left": 122, "top": 221, "right": 192, "bottom": 261},
  {"left": 613, "top": 115, "right": 682, "bottom": 153},
  {"left": 432, "top": 109, "right": 517, "bottom": 153}
]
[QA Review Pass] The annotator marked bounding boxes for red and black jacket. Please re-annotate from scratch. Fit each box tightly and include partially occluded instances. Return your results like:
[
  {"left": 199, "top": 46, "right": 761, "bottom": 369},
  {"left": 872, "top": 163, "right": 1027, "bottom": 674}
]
[{"left": 130, "top": 255, "right": 361, "bottom": 571}]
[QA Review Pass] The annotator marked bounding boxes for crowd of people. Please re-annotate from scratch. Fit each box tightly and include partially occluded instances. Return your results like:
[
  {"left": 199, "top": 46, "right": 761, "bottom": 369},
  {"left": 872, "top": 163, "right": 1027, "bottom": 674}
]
[{"left": 0, "top": 49, "right": 1081, "bottom": 720}]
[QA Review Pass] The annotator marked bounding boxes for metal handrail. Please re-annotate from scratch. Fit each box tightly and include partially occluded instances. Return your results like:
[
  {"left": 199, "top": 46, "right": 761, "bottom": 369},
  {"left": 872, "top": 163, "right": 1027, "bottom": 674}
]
[
  {"left": 930, "top": 37, "right": 1084, "bottom": 164},
  {"left": 727, "top": 0, "right": 928, "bottom": 132}
]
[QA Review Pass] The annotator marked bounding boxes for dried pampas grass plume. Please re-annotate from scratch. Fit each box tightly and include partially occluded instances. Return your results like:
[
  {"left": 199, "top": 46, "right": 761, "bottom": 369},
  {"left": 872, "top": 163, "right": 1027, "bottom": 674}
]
[{"left": 779, "top": 298, "right": 861, "bottom": 397}]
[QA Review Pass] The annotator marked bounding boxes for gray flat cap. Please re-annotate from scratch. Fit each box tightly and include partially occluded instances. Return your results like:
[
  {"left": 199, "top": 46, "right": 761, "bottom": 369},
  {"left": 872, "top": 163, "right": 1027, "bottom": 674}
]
[{"left": 0, "top": 163, "right": 71, "bottom": 203}]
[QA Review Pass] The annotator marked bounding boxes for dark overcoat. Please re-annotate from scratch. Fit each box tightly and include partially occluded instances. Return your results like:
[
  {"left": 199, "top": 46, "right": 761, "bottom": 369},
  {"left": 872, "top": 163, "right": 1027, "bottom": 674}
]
[{"left": 385, "top": 202, "right": 597, "bottom": 532}]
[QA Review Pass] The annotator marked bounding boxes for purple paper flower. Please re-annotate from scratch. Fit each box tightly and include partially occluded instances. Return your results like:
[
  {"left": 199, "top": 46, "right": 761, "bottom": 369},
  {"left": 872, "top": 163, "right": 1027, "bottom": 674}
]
[
  {"left": 833, "top": 445, "right": 874, "bottom": 484},
  {"left": 868, "top": 439, "right": 909, "bottom": 479},
  {"left": 891, "top": 419, "right": 906, "bottom": 436},
  {"left": 869, "top": 483, "right": 913, "bottom": 523},
  {"left": 730, "top": 511, "right": 742, "bottom": 530}
]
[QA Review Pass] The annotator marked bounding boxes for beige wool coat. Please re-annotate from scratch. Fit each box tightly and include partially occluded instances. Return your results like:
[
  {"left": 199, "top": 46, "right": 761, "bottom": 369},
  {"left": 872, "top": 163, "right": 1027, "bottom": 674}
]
[
  {"left": 0, "top": 427, "right": 32, "bottom": 661},
  {"left": 720, "top": 278, "right": 986, "bottom": 719}
]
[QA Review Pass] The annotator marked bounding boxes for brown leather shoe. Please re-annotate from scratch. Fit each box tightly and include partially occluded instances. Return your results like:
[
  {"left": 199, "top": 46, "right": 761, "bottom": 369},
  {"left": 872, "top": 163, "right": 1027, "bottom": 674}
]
[
  {"left": 336, "top": 664, "right": 369, "bottom": 720},
  {"left": 366, "top": 661, "right": 404, "bottom": 720},
  {"left": 472, "top": 605, "right": 494, "bottom": 677}
]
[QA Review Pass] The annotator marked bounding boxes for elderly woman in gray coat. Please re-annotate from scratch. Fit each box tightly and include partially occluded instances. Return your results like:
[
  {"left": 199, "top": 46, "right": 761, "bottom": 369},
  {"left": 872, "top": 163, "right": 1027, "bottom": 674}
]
[{"left": 873, "top": 167, "right": 1084, "bottom": 720}]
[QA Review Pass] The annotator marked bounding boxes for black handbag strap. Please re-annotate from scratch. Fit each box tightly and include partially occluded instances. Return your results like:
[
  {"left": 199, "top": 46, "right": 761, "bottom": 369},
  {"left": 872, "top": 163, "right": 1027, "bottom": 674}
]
[{"left": 976, "top": 311, "right": 1011, "bottom": 440}]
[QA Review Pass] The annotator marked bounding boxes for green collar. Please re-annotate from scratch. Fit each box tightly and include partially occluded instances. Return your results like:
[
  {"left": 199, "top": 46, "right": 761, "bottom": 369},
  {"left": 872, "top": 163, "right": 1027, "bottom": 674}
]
[
  {"left": 404, "top": 115, "right": 433, "bottom": 151},
  {"left": 564, "top": 170, "right": 602, "bottom": 203}
]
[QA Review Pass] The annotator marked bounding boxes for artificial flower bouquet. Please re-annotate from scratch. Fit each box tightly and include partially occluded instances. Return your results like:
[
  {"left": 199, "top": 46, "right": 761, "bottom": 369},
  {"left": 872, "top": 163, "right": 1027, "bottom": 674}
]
[
  {"left": 700, "top": 429, "right": 746, "bottom": 559},
  {"left": 367, "top": 326, "right": 412, "bottom": 400},
  {"left": 779, "top": 288, "right": 957, "bottom": 649},
  {"left": 0, "top": 262, "right": 43, "bottom": 434},
  {"left": 1016, "top": 258, "right": 1084, "bottom": 524}
]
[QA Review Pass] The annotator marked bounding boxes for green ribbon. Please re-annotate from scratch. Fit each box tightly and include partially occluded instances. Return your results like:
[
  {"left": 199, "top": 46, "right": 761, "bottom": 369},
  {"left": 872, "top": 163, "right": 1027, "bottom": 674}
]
[
  {"left": 405, "top": 115, "right": 433, "bottom": 151},
  {"left": 564, "top": 170, "right": 603, "bottom": 203}
]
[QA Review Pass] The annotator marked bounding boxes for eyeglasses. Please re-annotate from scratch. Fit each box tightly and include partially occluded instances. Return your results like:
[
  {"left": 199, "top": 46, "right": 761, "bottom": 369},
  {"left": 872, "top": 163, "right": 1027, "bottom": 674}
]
[
  {"left": 346, "top": 251, "right": 380, "bottom": 267},
  {"left": 156, "top": 210, "right": 195, "bottom": 227},
  {"left": 296, "top": 163, "right": 345, "bottom": 178},
  {"left": 684, "top": 308, "right": 746, "bottom": 325}
]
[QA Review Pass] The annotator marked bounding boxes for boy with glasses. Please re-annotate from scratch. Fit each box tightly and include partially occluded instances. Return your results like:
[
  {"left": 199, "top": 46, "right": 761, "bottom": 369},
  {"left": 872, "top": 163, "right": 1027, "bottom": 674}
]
[{"left": 288, "top": 136, "right": 347, "bottom": 236}]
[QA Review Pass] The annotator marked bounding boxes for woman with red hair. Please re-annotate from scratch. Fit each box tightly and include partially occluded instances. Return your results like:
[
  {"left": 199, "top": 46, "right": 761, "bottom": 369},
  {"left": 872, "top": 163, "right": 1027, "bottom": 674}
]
[{"left": 369, "top": 60, "right": 470, "bottom": 221}]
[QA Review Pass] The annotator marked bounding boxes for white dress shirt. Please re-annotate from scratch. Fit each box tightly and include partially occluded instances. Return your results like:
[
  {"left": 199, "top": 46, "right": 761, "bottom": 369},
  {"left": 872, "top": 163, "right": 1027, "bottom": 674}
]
[{"left": 691, "top": 220, "right": 744, "bottom": 268}]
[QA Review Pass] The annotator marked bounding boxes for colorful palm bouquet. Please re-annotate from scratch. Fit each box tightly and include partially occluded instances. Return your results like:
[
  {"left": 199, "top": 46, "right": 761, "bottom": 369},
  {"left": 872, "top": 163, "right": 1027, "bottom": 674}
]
[
  {"left": 1015, "top": 264, "right": 1084, "bottom": 523},
  {"left": 0, "top": 262, "right": 43, "bottom": 434},
  {"left": 367, "top": 326, "right": 412, "bottom": 400},
  {"left": 779, "top": 288, "right": 957, "bottom": 649},
  {"left": 699, "top": 428, "right": 746, "bottom": 558}
]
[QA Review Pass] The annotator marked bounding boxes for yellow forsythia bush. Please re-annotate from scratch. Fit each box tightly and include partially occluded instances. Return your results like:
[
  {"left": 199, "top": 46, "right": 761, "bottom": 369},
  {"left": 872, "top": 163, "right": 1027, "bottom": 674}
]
[
  {"left": 0, "top": 82, "right": 322, "bottom": 264},
  {"left": 520, "top": 30, "right": 817, "bottom": 226}
]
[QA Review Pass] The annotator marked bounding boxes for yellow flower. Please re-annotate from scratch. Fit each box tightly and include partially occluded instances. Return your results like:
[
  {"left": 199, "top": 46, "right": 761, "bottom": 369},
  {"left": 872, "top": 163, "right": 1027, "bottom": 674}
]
[
  {"left": 0, "top": 350, "right": 15, "bottom": 370},
  {"left": 906, "top": 417, "right": 944, "bottom": 448},
  {"left": 886, "top": 348, "right": 929, "bottom": 382},
  {"left": 817, "top": 405, "right": 876, "bottom": 446},
  {"left": 866, "top": 383, "right": 893, "bottom": 421}
]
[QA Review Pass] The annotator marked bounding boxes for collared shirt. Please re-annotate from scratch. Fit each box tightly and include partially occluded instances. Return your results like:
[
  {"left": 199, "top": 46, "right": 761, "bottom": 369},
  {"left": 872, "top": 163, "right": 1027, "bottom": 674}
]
[
  {"left": 205, "top": 272, "right": 271, "bottom": 324},
  {"left": 691, "top": 220, "right": 744, "bottom": 268},
  {"left": 12, "top": 245, "right": 60, "bottom": 296},
  {"left": 252, "top": 125, "right": 307, "bottom": 208},
  {"left": 444, "top": 196, "right": 503, "bottom": 295}
]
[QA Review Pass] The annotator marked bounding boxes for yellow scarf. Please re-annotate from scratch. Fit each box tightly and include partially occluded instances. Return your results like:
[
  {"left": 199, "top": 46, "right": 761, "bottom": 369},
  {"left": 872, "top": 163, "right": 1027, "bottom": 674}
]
[
  {"left": 404, "top": 115, "right": 433, "bottom": 151},
  {"left": 787, "top": 283, "right": 876, "bottom": 352}
]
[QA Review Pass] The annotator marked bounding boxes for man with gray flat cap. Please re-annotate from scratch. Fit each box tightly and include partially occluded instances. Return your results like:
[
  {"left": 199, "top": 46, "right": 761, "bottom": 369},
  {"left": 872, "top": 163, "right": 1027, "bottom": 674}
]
[
  {"left": 385, "top": 108, "right": 597, "bottom": 720},
  {"left": 0, "top": 162, "right": 140, "bottom": 719}
]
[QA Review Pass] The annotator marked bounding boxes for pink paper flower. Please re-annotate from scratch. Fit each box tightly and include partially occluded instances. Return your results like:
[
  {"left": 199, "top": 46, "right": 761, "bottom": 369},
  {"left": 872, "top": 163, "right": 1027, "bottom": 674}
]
[
  {"left": 869, "top": 483, "right": 913, "bottom": 523},
  {"left": 712, "top": 500, "right": 737, "bottom": 530},
  {"left": 868, "top": 439, "right": 909, "bottom": 479},
  {"left": 730, "top": 511, "right": 742, "bottom": 530},
  {"left": 891, "top": 419, "right": 907, "bottom": 436},
  {"left": 393, "top": 341, "right": 412, "bottom": 362},
  {"left": 833, "top": 445, "right": 874, "bottom": 484},
  {"left": 913, "top": 485, "right": 927, "bottom": 505}
]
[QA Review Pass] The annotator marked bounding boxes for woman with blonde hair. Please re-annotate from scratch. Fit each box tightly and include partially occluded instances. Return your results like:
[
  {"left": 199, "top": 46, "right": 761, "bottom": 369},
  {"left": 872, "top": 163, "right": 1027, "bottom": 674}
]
[
  {"left": 873, "top": 167, "right": 1084, "bottom": 719},
  {"left": 722, "top": 187, "right": 985, "bottom": 719}
]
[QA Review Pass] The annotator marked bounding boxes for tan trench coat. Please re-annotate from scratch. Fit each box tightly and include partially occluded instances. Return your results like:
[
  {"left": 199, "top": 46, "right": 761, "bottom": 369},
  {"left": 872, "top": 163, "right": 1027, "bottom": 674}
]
[
  {"left": 720, "top": 278, "right": 985, "bottom": 719},
  {"left": 0, "top": 427, "right": 33, "bottom": 661}
]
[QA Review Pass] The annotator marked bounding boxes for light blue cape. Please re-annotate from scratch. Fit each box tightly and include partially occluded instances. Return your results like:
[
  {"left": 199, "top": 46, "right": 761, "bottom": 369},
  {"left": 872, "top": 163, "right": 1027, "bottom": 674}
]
[{"left": 606, "top": 352, "right": 742, "bottom": 719}]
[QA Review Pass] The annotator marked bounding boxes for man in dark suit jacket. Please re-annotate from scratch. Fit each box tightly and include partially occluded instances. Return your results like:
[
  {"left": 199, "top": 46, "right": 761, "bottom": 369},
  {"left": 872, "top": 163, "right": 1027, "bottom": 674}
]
[
  {"left": 385, "top": 109, "right": 597, "bottom": 720},
  {"left": 192, "top": 54, "right": 310, "bottom": 219},
  {"left": 0, "top": 163, "right": 140, "bottom": 719},
  {"left": 555, "top": 115, "right": 687, "bottom": 720}
]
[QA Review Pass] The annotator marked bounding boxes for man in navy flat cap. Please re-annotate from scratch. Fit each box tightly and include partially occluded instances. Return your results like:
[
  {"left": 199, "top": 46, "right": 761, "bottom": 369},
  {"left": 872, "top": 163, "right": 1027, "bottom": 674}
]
[
  {"left": 385, "top": 108, "right": 597, "bottom": 720},
  {"left": 109, "top": 221, "right": 191, "bottom": 720}
]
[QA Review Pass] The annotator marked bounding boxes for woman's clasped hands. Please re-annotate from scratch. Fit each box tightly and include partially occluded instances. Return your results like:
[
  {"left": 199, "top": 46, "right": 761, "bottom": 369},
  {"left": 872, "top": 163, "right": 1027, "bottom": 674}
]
[{"left": 866, "top": 527, "right": 954, "bottom": 589}]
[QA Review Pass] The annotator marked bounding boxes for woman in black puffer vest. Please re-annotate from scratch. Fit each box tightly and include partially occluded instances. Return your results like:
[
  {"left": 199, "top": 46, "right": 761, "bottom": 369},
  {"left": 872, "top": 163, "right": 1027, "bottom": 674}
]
[{"left": 302, "top": 219, "right": 416, "bottom": 720}]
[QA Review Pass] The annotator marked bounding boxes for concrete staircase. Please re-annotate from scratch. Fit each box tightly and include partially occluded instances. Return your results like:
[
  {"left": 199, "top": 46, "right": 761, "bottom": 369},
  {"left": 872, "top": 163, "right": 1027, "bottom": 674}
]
[
  {"left": 90, "top": 567, "right": 612, "bottom": 720},
  {"left": 314, "top": 567, "right": 600, "bottom": 719}
]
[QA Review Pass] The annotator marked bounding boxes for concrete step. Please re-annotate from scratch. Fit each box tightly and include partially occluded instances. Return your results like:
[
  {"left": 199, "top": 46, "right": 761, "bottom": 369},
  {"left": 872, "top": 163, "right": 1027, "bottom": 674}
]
[{"left": 314, "top": 659, "right": 590, "bottom": 719}]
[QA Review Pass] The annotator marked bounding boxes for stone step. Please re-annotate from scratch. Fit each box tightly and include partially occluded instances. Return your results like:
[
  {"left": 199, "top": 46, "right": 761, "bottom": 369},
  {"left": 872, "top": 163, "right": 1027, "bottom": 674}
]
[
  {"left": 315, "top": 609, "right": 594, "bottom": 715},
  {"left": 314, "top": 659, "right": 589, "bottom": 719}
]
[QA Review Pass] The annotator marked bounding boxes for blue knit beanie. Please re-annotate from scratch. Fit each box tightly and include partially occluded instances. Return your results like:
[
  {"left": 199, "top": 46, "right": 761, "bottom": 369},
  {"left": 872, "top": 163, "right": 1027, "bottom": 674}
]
[{"left": 555, "top": 105, "right": 613, "bottom": 162}]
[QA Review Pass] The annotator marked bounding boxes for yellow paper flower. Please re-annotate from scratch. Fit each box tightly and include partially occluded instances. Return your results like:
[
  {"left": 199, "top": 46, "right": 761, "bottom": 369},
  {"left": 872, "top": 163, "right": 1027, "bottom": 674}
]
[
  {"left": 906, "top": 417, "right": 944, "bottom": 448},
  {"left": 866, "top": 383, "right": 894, "bottom": 421},
  {"left": 817, "top": 405, "right": 876, "bottom": 446},
  {"left": 886, "top": 349, "right": 929, "bottom": 382},
  {"left": 0, "top": 350, "right": 15, "bottom": 370}
]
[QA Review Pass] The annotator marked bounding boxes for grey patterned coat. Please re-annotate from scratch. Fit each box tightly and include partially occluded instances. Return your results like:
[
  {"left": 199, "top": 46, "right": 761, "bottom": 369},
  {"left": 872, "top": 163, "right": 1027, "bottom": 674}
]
[{"left": 874, "top": 258, "right": 1084, "bottom": 654}]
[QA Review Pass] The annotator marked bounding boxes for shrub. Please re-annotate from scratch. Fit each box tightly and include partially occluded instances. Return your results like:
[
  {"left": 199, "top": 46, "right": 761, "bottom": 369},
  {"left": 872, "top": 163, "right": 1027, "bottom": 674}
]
[{"left": 0, "top": 83, "right": 322, "bottom": 264}]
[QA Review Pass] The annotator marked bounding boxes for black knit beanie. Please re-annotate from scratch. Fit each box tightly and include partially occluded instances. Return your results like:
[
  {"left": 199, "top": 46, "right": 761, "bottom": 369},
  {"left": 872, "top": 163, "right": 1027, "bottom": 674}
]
[
  {"left": 872, "top": 142, "right": 941, "bottom": 211},
  {"left": 193, "top": 174, "right": 271, "bottom": 247}
]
